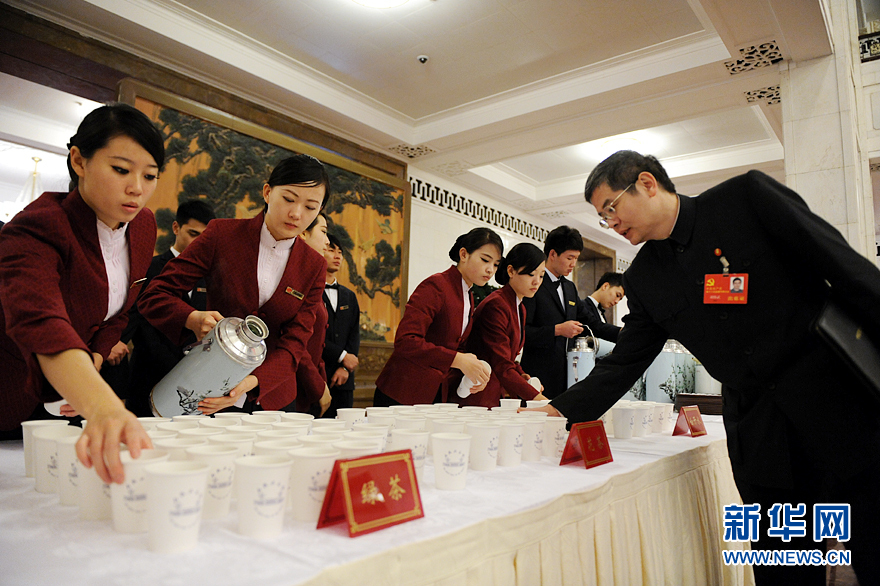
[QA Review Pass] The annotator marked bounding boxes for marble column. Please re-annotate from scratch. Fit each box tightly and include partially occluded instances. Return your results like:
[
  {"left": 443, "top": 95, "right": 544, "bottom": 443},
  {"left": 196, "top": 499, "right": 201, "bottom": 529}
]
[{"left": 780, "top": 0, "right": 875, "bottom": 257}]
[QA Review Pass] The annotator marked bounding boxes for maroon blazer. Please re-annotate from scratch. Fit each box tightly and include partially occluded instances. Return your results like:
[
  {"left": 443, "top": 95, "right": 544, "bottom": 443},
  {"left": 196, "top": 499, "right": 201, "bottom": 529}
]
[
  {"left": 0, "top": 190, "right": 156, "bottom": 430},
  {"left": 375, "top": 266, "right": 473, "bottom": 405},
  {"left": 138, "top": 213, "right": 326, "bottom": 410},
  {"left": 294, "top": 301, "right": 327, "bottom": 412},
  {"left": 456, "top": 284, "right": 539, "bottom": 408}
]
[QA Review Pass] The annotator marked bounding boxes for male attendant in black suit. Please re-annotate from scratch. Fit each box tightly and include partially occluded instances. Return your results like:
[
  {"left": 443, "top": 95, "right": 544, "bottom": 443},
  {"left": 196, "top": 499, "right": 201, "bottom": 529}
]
[
  {"left": 582, "top": 272, "right": 624, "bottom": 343},
  {"left": 537, "top": 151, "right": 880, "bottom": 585},
  {"left": 321, "top": 234, "right": 360, "bottom": 418},
  {"left": 521, "top": 226, "right": 591, "bottom": 399},
  {"left": 125, "top": 200, "right": 215, "bottom": 416}
]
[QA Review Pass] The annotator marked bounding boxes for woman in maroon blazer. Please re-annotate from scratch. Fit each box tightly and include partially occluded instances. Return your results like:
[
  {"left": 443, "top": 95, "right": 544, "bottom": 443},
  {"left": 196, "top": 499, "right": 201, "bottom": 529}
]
[
  {"left": 293, "top": 212, "right": 330, "bottom": 414},
  {"left": 457, "top": 243, "right": 550, "bottom": 408},
  {"left": 139, "top": 155, "right": 330, "bottom": 414},
  {"left": 0, "top": 104, "right": 164, "bottom": 484},
  {"left": 373, "top": 228, "right": 503, "bottom": 406}
]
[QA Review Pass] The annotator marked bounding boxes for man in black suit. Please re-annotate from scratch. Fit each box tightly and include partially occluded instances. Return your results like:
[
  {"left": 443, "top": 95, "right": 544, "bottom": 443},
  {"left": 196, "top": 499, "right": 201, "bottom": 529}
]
[
  {"left": 583, "top": 271, "right": 624, "bottom": 343},
  {"left": 321, "top": 234, "right": 360, "bottom": 418},
  {"left": 538, "top": 151, "right": 880, "bottom": 585},
  {"left": 521, "top": 226, "right": 591, "bottom": 399},
  {"left": 125, "top": 200, "right": 215, "bottom": 416}
]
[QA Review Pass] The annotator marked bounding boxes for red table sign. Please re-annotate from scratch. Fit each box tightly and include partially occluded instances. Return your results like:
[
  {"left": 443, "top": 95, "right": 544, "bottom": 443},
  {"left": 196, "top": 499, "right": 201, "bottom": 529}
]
[
  {"left": 672, "top": 405, "right": 708, "bottom": 437},
  {"left": 317, "top": 449, "right": 424, "bottom": 537},
  {"left": 559, "top": 421, "right": 613, "bottom": 469}
]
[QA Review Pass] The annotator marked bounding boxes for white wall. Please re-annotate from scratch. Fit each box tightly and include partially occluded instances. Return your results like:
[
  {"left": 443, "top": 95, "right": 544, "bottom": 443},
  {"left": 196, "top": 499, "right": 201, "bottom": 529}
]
[{"left": 407, "top": 167, "right": 554, "bottom": 298}]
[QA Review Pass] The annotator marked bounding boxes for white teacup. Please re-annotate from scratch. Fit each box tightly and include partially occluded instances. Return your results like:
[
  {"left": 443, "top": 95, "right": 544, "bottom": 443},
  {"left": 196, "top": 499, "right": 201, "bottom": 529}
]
[
  {"left": 497, "top": 421, "right": 524, "bottom": 467},
  {"left": 145, "top": 460, "right": 209, "bottom": 554},
  {"left": 611, "top": 406, "right": 636, "bottom": 439},
  {"left": 542, "top": 417, "right": 569, "bottom": 460},
  {"left": 431, "top": 433, "right": 471, "bottom": 490},
  {"left": 235, "top": 455, "right": 292, "bottom": 538},
  {"left": 56, "top": 434, "right": 81, "bottom": 506},
  {"left": 111, "top": 450, "right": 171, "bottom": 533},
  {"left": 185, "top": 444, "right": 239, "bottom": 520},
  {"left": 32, "top": 424, "right": 81, "bottom": 494},
  {"left": 287, "top": 447, "right": 340, "bottom": 523},
  {"left": 389, "top": 429, "right": 430, "bottom": 481},
  {"left": 520, "top": 419, "right": 545, "bottom": 462},
  {"left": 21, "top": 420, "right": 70, "bottom": 478},
  {"left": 465, "top": 422, "right": 501, "bottom": 471}
]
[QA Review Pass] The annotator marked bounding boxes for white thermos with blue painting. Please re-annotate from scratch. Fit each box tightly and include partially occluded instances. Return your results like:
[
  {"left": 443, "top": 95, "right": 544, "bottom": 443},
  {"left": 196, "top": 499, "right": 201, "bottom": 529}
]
[
  {"left": 151, "top": 315, "right": 269, "bottom": 417},
  {"left": 645, "top": 340, "right": 677, "bottom": 404},
  {"left": 566, "top": 326, "right": 599, "bottom": 389}
]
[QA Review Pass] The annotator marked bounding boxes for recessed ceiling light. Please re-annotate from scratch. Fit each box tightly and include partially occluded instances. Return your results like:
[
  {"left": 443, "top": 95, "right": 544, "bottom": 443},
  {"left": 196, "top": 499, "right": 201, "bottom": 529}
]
[{"left": 352, "top": 0, "right": 410, "bottom": 7}]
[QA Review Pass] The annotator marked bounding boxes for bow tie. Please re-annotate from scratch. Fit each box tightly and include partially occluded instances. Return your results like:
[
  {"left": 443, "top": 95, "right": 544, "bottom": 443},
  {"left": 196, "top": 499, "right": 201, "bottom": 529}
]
[
  {"left": 552, "top": 278, "right": 565, "bottom": 289},
  {"left": 326, "top": 283, "right": 339, "bottom": 290}
]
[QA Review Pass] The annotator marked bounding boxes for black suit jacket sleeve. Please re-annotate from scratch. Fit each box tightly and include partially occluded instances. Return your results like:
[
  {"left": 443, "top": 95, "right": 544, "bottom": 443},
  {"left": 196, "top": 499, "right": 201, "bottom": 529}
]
[
  {"left": 124, "top": 250, "right": 173, "bottom": 344},
  {"left": 581, "top": 298, "right": 621, "bottom": 343},
  {"left": 551, "top": 291, "right": 666, "bottom": 423}
]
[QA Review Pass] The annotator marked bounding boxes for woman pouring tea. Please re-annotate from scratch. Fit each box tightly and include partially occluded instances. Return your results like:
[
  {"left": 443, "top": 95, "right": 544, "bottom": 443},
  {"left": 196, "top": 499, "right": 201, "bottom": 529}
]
[{"left": 139, "top": 154, "right": 330, "bottom": 415}]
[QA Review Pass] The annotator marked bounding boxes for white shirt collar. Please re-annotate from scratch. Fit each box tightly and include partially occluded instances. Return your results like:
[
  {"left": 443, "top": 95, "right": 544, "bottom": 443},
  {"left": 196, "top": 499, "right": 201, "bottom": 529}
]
[
  {"left": 96, "top": 218, "right": 128, "bottom": 243},
  {"left": 261, "top": 221, "right": 296, "bottom": 251},
  {"left": 170, "top": 245, "right": 181, "bottom": 257}
]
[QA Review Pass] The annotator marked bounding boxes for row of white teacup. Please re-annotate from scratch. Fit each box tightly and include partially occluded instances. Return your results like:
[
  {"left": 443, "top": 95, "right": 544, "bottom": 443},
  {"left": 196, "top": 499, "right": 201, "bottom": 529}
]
[{"left": 602, "top": 400, "right": 676, "bottom": 439}]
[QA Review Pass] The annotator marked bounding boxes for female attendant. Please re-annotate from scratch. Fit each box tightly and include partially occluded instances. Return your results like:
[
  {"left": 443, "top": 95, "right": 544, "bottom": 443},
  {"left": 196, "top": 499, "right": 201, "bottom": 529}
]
[
  {"left": 0, "top": 104, "right": 163, "bottom": 483},
  {"left": 139, "top": 155, "right": 330, "bottom": 414},
  {"left": 457, "top": 243, "right": 550, "bottom": 407},
  {"left": 293, "top": 213, "right": 332, "bottom": 414},
  {"left": 373, "top": 228, "right": 503, "bottom": 406}
]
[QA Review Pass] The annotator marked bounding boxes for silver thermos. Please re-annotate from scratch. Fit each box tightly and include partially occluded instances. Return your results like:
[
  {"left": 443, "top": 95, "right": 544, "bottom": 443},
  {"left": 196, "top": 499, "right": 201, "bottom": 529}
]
[{"left": 150, "top": 315, "right": 269, "bottom": 417}]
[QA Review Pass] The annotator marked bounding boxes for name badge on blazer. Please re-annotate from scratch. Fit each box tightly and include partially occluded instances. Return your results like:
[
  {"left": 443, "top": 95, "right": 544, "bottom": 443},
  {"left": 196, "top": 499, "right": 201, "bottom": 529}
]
[
  {"left": 285, "top": 286, "right": 304, "bottom": 300},
  {"left": 339, "top": 305, "right": 349, "bottom": 311},
  {"left": 568, "top": 300, "right": 575, "bottom": 306},
  {"left": 130, "top": 278, "right": 146, "bottom": 289},
  {"left": 195, "top": 287, "right": 207, "bottom": 293}
]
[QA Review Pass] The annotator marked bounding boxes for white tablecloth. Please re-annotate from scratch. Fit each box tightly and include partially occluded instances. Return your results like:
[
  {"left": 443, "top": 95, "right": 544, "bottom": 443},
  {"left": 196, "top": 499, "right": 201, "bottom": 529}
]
[{"left": 0, "top": 416, "right": 753, "bottom": 586}]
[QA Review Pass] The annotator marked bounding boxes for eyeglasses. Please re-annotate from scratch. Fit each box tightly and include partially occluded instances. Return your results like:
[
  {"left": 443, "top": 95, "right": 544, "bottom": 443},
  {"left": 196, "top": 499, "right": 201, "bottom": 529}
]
[{"left": 598, "top": 183, "right": 634, "bottom": 229}]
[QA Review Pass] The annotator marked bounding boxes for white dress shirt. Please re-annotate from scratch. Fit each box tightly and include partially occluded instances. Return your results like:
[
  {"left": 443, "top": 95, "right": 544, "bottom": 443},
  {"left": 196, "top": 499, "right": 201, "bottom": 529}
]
[
  {"left": 461, "top": 277, "right": 471, "bottom": 336},
  {"left": 96, "top": 219, "right": 130, "bottom": 321},
  {"left": 257, "top": 222, "right": 295, "bottom": 308},
  {"left": 586, "top": 295, "right": 606, "bottom": 323},
  {"left": 545, "top": 269, "right": 565, "bottom": 308}
]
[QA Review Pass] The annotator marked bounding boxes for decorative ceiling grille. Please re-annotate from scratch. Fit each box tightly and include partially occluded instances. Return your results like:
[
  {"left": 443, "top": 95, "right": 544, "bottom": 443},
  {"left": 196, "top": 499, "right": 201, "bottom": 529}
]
[
  {"left": 745, "top": 85, "right": 780, "bottom": 105},
  {"left": 724, "top": 41, "right": 783, "bottom": 74},
  {"left": 389, "top": 143, "right": 436, "bottom": 159}
]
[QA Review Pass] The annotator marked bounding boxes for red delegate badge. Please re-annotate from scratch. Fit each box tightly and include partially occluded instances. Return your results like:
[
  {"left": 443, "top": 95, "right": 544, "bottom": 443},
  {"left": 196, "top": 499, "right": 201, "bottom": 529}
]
[
  {"left": 317, "top": 449, "right": 424, "bottom": 537},
  {"left": 672, "top": 405, "right": 707, "bottom": 437},
  {"left": 704, "top": 273, "right": 748, "bottom": 304},
  {"left": 559, "top": 421, "right": 613, "bottom": 469}
]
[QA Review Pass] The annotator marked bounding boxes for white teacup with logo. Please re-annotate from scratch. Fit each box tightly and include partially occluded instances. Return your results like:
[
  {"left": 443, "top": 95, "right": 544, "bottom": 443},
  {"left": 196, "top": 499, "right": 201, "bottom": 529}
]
[
  {"left": 389, "top": 429, "right": 429, "bottom": 481},
  {"left": 111, "top": 450, "right": 171, "bottom": 533},
  {"left": 649, "top": 403, "right": 665, "bottom": 433},
  {"left": 631, "top": 403, "right": 653, "bottom": 437},
  {"left": 542, "top": 417, "right": 569, "bottom": 460},
  {"left": 242, "top": 414, "right": 280, "bottom": 425},
  {"left": 431, "top": 432, "right": 471, "bottom": 490},
  {"left": 207, "top": 432, "right": 257, "bottom": 457},
  {"left": 145, "top": 460, "right": 209, "bottom": 554},
  {"left": 611, "top": 406, "right": 636, "bottom": 439},
  {"left": 77, "top": 461, "right": 113, "bottom": 520},
  {"left": 33, "top": 424, "right": 82, "bottom": 494},
  {"left": 344, "top": 430, "right": 386, "bottom": 453},
  {"left": 394, "top": 415, "right": 426, "bottom": 431},
  {"left": 186, "top": 444, "right": 238, "bottom": 520},
  {"left": 499, "top": 398, "right": 522, "bottom": 410},
  {"left": 497, "top": 421, "right": 525, "bottom": 467},
  {"left": 136, "top": 417, "right": 171, "bottom": 431},
  {"left": 253, "top": 438, "right": 303, "bottom": 456},
  {"left": 22, "top": 420, "right": 70, "bottom": 478},
  {"left": 56, "top": 434, "right": 82, "bottom": 506},
  {"left": 152, "top": 437, "right": 208, "bottom": 461},
  {"left": 287, "top": 446, "right": 340, "bottom": 523},
  {"left": 335, "top": 407, "right": 366, "bottom": 429},
  {"left": 520, "top": 419, "right": 544, "bottom": 462},
  {"left": 333, "top": 440, "right": 380, "bottom": 459},
  {"left": 235, "top": 455, "right": 292, "bottom": 538},
  {"left": 465, "top": 422, "right": 501, "bottom": 471},
  {"left": 661, "top": 404, "right": 675, "bottom": 433}
]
